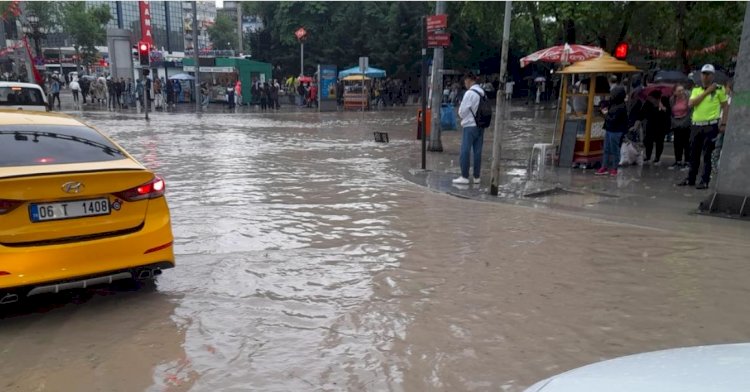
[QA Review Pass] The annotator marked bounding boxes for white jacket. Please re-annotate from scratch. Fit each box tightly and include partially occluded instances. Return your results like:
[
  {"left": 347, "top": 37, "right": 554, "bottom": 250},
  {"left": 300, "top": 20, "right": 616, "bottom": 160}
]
[{"left": 458, "top": 84, "right": 484, "bottom": 128}]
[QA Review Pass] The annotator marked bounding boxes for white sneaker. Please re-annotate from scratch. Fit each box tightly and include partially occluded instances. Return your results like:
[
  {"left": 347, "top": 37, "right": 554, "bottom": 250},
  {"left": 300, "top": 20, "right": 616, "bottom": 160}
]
[
  {"left": 452, "top": 177, "right": 470, "bottom": 184},
  {"left": 473, "top": 177, "right": 481, "bottom": 184}
]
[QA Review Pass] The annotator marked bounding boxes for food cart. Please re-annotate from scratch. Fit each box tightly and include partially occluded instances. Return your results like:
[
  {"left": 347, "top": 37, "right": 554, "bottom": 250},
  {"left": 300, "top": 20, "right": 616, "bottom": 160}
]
[
  {"left": 556, "top": 54, "right": 640, "bottom": 168},
  {"left": 342, "top": 75, "right": 371, "bottom": 110}
]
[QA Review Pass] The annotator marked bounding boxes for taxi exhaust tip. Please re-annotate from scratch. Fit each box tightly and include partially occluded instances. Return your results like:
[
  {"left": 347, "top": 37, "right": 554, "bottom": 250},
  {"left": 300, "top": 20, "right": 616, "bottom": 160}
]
[{"left": 1, "top": 293, "right": 19, "bottom": 305}]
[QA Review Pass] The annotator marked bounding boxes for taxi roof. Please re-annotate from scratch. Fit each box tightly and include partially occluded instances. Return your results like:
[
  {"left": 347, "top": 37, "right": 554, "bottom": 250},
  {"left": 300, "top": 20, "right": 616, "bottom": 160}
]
[{"left": 0, "top": 111, "right": 82, "bottom": 126}]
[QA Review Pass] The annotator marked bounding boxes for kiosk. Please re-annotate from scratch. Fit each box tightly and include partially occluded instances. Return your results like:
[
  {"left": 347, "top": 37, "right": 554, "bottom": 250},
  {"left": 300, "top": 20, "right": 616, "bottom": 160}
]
[{"left": 556, "top": 54, "right": 640, "bottom": 168}]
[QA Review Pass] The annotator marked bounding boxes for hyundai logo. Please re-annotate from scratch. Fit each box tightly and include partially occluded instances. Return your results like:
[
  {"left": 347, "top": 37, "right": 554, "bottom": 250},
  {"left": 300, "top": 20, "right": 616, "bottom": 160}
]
[{"left": 62, "top": 181, "right": 84, "bottom": 194}]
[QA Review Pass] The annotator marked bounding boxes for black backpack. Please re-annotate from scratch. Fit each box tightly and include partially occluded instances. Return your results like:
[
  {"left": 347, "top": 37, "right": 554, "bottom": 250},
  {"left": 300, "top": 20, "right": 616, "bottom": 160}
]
[{"left": 469, "top": 89, "right": 493, "bottom": 128}]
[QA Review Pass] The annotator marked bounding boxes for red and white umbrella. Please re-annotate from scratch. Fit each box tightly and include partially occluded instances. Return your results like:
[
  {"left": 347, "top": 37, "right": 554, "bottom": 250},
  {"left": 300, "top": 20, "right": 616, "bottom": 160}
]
[{"left": 520, "top": 43, "right": 604, "bottom": 68}]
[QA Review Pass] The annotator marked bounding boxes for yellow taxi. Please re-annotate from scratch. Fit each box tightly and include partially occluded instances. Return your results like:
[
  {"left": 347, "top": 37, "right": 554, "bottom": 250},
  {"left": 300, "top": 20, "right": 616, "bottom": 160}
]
[{"left": 0, "top": 111, "right": 174, "bottom": 305}]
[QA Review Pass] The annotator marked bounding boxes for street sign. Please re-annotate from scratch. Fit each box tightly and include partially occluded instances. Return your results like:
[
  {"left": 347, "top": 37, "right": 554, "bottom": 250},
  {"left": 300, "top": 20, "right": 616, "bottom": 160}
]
[
  {"left": 427, "top": 32, "right": 451, "bottom": 48},
  {"left": 295, "top": 27, "right": 307, "bottom": 41},
  {"left": 426, "top": 14, "right": 448, "bottom": 32},
  {"left": 359, "top": 56, "right": 369, "bottom": 73}
]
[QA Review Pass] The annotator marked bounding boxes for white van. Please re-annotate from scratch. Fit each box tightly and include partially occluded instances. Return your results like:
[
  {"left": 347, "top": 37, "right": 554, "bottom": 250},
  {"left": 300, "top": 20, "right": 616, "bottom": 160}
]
[{"left": 0, "top": 82, "right": 49, "bottom": 112}]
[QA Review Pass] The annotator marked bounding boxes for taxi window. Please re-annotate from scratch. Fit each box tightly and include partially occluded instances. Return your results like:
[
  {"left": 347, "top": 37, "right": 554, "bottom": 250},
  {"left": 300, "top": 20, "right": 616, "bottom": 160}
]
[
  {"left": 0, "top": 87, "right": 45, "bottom": 106},
  {"left": 0, "top": 124, "right": 126, "bottom": 167}
]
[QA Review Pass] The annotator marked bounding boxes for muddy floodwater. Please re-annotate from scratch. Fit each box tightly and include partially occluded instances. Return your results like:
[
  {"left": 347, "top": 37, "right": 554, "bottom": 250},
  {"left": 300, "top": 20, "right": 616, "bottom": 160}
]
[{"left": 2, "top": 109, "right": 749, "bottom": 392}]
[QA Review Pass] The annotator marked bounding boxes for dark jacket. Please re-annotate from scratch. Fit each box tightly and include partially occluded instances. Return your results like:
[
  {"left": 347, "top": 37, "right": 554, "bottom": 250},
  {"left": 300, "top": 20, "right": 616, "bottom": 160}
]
[{"left": 604, "top": 87, "right": 628, "bottom": 133}]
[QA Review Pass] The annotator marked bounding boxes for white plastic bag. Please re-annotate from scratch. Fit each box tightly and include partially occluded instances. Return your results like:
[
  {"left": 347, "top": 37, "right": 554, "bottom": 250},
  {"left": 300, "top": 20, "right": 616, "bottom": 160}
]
[{"left": 619, "top": 140, "right": 640, "bottom": 166}]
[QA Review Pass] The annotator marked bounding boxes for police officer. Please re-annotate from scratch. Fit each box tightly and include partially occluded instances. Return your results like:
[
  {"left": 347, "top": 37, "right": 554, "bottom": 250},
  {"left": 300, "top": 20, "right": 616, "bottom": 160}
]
[{"left": 677, "top": 64, "right": 729, "bottom": 189}]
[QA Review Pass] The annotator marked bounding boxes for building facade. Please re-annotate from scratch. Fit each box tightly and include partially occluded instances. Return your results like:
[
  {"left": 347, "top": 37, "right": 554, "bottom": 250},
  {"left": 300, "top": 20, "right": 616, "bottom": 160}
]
[
  {"left": 182, "top": 1, "right": 216, "bottom": 52},
  {"left": 45, "top": 1, "right": 185, "bottom": 53}
]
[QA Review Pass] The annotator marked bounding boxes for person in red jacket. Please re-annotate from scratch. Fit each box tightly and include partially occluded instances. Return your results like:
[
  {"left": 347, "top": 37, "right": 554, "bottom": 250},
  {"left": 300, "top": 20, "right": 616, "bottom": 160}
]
[{"left": 308, "top": 83, "right": 318, "bottom": 108}]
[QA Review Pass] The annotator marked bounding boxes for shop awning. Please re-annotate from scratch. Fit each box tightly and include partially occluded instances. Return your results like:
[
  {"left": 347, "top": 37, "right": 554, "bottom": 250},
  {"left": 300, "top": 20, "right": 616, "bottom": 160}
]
[{"left": 338, "top": 66, "right": 386, "bottom": 79}]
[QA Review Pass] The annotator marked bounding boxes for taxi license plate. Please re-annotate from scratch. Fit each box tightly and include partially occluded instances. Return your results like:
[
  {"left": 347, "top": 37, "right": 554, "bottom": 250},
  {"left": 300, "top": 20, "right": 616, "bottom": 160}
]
[{"left": 30, "top": 198, "right": 111, "bottom": 222}]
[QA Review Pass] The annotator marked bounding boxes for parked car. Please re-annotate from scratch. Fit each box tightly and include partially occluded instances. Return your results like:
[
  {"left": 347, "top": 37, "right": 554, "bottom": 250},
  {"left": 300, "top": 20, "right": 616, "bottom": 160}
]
[
  {"left": 0, "top": 82, "right": 48, "bottom": 112},
  {"left": 0, "top": 111, "right": 174, "bottom": 305},
  {"left": 524, "top": 343, "right": 750, "bottom": 391}
]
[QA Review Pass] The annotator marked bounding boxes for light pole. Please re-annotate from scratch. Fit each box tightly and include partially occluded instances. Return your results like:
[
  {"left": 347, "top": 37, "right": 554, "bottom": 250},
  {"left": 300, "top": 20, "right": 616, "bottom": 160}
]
[{"left": 22, "top": 14, "right": 47, "bottom": 65}]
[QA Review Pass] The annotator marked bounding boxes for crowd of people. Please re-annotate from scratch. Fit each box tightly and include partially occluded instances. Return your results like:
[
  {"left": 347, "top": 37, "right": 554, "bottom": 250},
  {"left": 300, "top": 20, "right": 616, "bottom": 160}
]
[{"left": 597, "top": 64, "right": 731, "bottom": 189}]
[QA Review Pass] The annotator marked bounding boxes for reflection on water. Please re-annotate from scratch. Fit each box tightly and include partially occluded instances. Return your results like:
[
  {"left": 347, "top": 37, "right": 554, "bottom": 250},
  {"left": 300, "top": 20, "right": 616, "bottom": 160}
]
[{"left": 1, "top": 109, "right": 749, "bottom": 392}]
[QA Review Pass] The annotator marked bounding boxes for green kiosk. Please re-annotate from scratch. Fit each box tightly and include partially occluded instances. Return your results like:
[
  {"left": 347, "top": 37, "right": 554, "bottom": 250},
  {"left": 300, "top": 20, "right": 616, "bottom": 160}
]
[{"left": 183, "top": 57, "right": 273, "bottom": 104}]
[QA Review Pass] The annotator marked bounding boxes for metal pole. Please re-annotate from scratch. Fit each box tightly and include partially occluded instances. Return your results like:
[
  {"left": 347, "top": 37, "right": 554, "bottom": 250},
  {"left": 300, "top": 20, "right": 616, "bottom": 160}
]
[
  {"left": 144, "top": 70, "right": 149, "bottom": 120},
  {"left": 420, "top": 17, "right": 428, "bottom": 170},
  {"left": 428, "top": 1, "right": 446, "bottom": 152},
  {"left": 490, "top": 1, "right": 512, "bottom": 196},
  {"left": 237, "top": 2, "right": 243, "bottom": 54},
  {"left": 300, "top": 42, "right": 304, "bottom": 76},
  {"left": 193, "top": 1, "right": 201, "bottom": 112}
]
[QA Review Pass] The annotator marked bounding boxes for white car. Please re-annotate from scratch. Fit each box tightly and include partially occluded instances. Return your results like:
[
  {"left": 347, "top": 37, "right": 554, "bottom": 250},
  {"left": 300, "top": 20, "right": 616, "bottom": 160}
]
[
  {"left": 524, "top": 343, "right": 750, "bottom": 391},
  {"left": 0, "top": 81, "right": 48, "bottom": 112}
]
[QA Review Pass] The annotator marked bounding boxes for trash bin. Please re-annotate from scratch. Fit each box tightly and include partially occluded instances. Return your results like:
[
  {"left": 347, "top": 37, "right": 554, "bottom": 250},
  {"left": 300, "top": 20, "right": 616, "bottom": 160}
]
[{"left": 416, "top": 108, "right": 431, "bottom": 139}]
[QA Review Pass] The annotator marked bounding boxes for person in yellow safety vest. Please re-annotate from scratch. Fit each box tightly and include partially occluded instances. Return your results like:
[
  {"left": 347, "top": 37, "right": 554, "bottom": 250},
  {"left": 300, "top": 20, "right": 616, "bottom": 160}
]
[{"left": 677, "top": 64, "right": 729, "bottom": 190}]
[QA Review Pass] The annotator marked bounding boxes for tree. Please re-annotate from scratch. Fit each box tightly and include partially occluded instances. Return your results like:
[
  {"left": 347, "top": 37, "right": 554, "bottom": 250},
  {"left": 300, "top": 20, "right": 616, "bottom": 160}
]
[
  {"left": 208, "top": 13, "right": 237, "bottom": 50},
  {"left": 58, "top": 2, "right": 111, "bottom": 71}
]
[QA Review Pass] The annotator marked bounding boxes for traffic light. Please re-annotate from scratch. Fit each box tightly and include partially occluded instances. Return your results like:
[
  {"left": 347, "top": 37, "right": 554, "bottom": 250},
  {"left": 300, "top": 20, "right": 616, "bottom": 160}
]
[
  {"left": 138, "top": 41, "right": 150, "bottom": 66},
  {"left": 614, "top": 42, "right": 629, "bottom": 60}
]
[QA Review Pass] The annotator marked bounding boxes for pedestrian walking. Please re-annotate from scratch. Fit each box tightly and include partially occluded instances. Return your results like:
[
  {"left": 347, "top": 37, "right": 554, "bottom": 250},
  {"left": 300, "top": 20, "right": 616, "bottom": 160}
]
[
  {"left": 669, "top": 84, "right": 691, "bottom": 169},
  {"left": 50, "top": 77, "right": 61, "bottom": 109},
  {"left": 135, "top": 78, "right": 144, "bottom": 110},
  {"left": 153, "top": 77, "right": 162, "bottom": 109},
  {"left": 69, "top": 77, "right": 80, "bottom": 108},
  {"left": 453, "top": 73, "right": 487, "bottom": 185},
  {"left": 595, "top": 86, "right": 628, "bottom": 176},
  {"left": 200, "top": 83, "right": 210, "bottom": 108},
  {"left": 677, "top": 64, "right": 729, "bottom": 189},
  {"left": 116, "top": 77, "right": 124, "bottom": 108},
  {"left": 271, "top": 80, "right": 280, "bottom": 110},
  {"left": 107, "top": 77, "right": 116, "bottom": 110},
  {"left": 165, "top": 78, "right": 174, "bottom": 108},
  {"left": 226, "top": 82, "right": 235, "bottom": 110},
  {"left": 80, "top": 76, "right": 90, "bottom": 104},
  {"left": 174, "top": 80, "right": 182, "bottom": 104},
  {"left": 235, "top": 79, "right": 242, "bottom": 107},
  {"left": 504, "top": 80, "right": 514, "bottom": 100}
]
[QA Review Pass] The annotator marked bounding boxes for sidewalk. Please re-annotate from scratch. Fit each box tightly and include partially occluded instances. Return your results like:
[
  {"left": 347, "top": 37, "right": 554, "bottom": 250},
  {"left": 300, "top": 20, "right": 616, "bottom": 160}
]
[{"left": 401, "top": 104, "right": 747, "bottom": 234}]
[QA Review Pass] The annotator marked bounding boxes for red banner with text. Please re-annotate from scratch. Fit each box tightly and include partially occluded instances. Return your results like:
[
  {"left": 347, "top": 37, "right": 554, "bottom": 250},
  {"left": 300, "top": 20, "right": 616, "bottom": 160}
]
[{"left": 139, "top": 0, "right": 154, "bottom": 45}]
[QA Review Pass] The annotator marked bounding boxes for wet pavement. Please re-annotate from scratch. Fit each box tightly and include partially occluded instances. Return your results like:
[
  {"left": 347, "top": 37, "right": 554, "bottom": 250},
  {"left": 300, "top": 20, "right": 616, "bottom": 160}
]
[{"left": 2, "top": 103, "right": 750, "bottom": 392}]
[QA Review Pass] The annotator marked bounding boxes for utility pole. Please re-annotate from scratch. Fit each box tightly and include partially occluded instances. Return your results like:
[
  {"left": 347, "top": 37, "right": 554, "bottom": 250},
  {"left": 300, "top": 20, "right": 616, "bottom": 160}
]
[
  {"left": 300, "top": 42, "right": 304, "bottom": 76},
  {"left": 237, "top": 1, "right": 243, "bottom": 54},
  {"left": 193, "top": 1, "right": 201, "bottom": 112},
  {"left": 700, "top": 1, "right": 750, "bottom": 217},
  {"left": 490, "top": 1, "right": 512, "bottom": 196},
  {"left": 420, "top": 17, "right": 428, "bottom": 170},
  {"left": 428, "top": 1, "right": 446, "bottom": 152}
]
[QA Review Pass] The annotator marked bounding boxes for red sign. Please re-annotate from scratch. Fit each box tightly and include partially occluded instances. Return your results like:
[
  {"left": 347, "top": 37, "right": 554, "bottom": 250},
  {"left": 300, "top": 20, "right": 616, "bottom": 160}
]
[
  {"left": 295, "top": 27, "right": 307, "bottom": 41},
  {"left": 427, "top": 32, "right": 451, "bottom": 48},
  {"left": 139, "top": 1, "right": 154, "bottom": 45},
  {"left": 426, "top": 14, "right": 448, "bottom": 32}
]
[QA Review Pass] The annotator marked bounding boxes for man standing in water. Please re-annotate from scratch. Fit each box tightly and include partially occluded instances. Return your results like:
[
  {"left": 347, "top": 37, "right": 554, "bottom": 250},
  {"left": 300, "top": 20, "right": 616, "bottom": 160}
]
[
  {"left": 453, "top": 73, "right": 486, "bottom": 185},
  {"left": 677, "top": 64, "right": 729, "bottom": 189}
]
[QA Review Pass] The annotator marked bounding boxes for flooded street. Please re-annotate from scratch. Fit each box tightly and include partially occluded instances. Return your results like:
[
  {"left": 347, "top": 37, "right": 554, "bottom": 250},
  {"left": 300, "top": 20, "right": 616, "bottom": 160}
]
[{"left": 2, "top": 109, "right": 750, "bottom": 392}]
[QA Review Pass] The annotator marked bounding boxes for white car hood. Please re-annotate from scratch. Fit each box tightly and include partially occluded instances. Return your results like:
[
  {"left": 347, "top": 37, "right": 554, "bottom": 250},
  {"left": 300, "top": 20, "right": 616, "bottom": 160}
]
[{"left": 525, "top": 343, "right": 750, "bottom": 392}]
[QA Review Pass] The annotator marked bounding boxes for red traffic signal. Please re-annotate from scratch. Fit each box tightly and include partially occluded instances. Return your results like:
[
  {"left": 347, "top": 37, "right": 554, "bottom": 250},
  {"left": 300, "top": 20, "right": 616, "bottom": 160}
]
[
  {"left": 138, "top": 41, "right": 150, "bottom": 66},
  {"left": 614, "top": 42, "right": 629, "bottom": 60}
]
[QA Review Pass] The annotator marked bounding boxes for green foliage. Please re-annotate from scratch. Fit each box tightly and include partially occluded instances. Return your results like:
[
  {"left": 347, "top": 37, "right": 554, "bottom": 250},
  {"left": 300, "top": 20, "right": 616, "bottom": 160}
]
[
  {"left": 238, "top": 1, "right": 745, "bottom": 78},
  {"left": 208, "top": 13, "right": 238, "bottom": 50},
  {"left": 59, "top": 2, "right": 111, "bottom": 66},
  {"left": 24, "top": 1, "right": 58, "bottom": 29}
]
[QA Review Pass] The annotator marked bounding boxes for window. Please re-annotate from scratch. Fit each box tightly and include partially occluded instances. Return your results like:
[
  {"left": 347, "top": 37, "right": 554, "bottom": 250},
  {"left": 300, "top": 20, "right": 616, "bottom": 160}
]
[
  {"left": 0, "top": 87, "right": 45, "bottom": 106},
  {"left": 0, "top": 125, "right": 126, "bottom": 167}
]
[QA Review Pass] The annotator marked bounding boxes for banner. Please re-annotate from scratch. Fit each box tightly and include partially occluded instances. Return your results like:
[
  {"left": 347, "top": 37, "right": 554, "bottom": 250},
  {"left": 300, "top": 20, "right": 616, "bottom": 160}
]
[
  {"left": 319, "top": 64, "right": 337, "bottom": 100},
  {"left": 633, "top": 41, "right": 728, "bottom": 59},
  {"left": 139, "top": 1, "right": 154, "bottom": 45}
]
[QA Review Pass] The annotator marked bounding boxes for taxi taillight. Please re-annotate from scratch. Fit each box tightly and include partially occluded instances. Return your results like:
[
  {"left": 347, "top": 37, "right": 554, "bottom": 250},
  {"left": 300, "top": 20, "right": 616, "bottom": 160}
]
[
  {"left": 114, "top": 176, "right": 166, "bottom": 201},
  {"left": 0, "top": 199, "right": 22, "bottom": 215}
]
